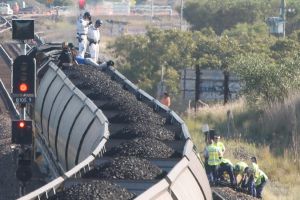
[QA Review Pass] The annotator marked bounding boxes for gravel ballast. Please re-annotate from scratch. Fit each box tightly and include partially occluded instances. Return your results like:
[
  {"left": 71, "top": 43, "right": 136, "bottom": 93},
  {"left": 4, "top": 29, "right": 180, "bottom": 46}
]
[{"left": 0, "top": 111, "right": 19, "bottom": 200}]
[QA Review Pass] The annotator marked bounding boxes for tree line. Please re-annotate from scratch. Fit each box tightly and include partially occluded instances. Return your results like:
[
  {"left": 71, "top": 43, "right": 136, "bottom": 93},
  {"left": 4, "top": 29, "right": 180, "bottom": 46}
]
[{"left": 108, "top": 23, "right": 300, "bottom": 105}]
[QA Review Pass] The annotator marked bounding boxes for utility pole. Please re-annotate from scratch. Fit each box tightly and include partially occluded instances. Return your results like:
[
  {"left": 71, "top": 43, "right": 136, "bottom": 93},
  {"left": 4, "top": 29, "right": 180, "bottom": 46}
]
[
  {"left": 180, "top": 0, "right": 183, "bottom": 30},
  {"left": 280, "top": 0, "right": 286, "bottom": 38},
  {"left": 151, "top": 0, "right": 154, "bottom": 22}
]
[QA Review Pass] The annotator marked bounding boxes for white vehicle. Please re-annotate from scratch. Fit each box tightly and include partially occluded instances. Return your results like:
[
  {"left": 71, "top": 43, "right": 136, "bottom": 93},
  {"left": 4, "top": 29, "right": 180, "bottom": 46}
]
[{"left": 0, "top": 3, "right": 13, "bottom": 15}]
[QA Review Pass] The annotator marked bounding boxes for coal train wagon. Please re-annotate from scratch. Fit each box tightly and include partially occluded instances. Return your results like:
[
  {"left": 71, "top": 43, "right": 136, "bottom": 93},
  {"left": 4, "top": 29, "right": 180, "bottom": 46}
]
[{"left": 18, "top": 44, "right": 212, "bottom": 200}]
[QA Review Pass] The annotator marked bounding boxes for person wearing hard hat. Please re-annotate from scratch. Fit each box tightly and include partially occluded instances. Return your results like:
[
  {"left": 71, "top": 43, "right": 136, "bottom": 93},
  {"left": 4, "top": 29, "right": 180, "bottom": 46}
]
[
  {"left": 87, "top": 19, "right": 102, "bottom": 63},
  {"left": 76, "top": 11, "right": 92, "bottom": 58},
  {"left": 204, "top": 138, "right": 221, "bottom": 185}
]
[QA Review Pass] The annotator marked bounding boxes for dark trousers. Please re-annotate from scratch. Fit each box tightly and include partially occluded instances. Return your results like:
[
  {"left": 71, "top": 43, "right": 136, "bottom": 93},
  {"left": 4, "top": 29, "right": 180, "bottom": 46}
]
[
  {"left": 218, "top": 163, "right": 236, "bottom": 186},
  {"left": 247, "top": 174, "right": 256, "bottom": 197},
  {"left": 207, "top": 165, "right": 219, "bottom": 184},
  {"left": 256, "top": 177, "right": 267, "bottom": 198}
]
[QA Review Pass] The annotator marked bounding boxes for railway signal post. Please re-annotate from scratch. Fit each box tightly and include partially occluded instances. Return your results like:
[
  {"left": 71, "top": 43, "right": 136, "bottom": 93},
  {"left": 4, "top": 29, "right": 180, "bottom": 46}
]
[{"left": 11, "top": 19, "right": 36, "bottom": 196}]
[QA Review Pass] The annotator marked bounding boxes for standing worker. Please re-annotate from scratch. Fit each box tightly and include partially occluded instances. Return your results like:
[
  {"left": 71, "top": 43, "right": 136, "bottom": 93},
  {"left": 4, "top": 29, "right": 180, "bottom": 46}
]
[
  {"left": 204, "top": 138, "right": 221, "bottom": 185},
  {"left": 160, "top": 92, "right": 171, "bottom": 107},
  {"left": 87, "top": 19, "right": 102, "bottom": 63},
  {"left": 214, "top": 134, "right": 225, "bottom": 158},
  {"left": 76, "top": 11, "right": 92, "bottom": 58}
]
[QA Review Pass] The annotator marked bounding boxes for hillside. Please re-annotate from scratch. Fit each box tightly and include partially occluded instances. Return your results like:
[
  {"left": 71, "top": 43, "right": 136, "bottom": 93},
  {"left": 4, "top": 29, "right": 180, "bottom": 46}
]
[{"left": 183, "top": 99, "right": 300, "bottom": 200}]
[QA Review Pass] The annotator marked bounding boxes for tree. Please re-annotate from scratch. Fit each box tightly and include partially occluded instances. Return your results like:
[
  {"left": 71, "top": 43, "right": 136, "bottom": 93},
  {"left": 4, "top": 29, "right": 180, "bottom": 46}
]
[
  {"left": 108, "top": 28, "right": 196, "bottom": 96},
  {"left": 183, "top": 0, "right": 277, "bottom": 34},
  {"left": 193, "top": 31, "right": 241, "bottom": 104},
  {"left": 231, "top": 52, "right": 300, "bottom": 104}
]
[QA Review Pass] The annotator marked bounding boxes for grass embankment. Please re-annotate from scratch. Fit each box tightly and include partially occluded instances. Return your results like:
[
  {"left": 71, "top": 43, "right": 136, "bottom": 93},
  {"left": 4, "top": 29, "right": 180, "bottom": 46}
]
[{"left": 183, "top": 99, "right": 300, "bottom": 200}]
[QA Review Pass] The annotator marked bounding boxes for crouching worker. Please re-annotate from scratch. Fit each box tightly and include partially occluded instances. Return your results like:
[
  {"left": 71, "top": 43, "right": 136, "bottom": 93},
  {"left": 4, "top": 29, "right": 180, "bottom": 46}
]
[
  {"left": 218, "top": 158, "right": 236, "bottom": 187},
  {"left": 244, "top": 167, "right": 257, "bottom": 197},
  {"left": 233, "top": 161, "right": 248, "bottom": 190},
  {"left": 204, "top": 138, "right": 221, "bottom": 185},
  {"left": 247, "top": 156, "right": 268, "bottom": 198},
  {"left": 58, "top": 42, "right": 72, "bottom": 69},
  {"left": 255, "top": 168, "right": 268, "bottom": 199}
]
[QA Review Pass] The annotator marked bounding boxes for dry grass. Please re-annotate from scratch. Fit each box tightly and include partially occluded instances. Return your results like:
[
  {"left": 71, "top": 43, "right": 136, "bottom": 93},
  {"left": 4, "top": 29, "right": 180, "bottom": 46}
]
[{"left": 183, "top": 98, "right": 300, "bottom": 199}]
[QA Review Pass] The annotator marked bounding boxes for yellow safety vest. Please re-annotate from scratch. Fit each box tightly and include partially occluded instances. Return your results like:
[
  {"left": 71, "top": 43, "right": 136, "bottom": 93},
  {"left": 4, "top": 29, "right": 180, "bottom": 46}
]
[
  {"left": 214, "top": 142, "right": 225, "bottom": 157},
  {"left": 255, "top": 169, "right": 268, "bottom": 186},
  {"left": 221, "top": 158, "right": 233, "bottom": 167},
  {"left": 207, "top": 145, "right": 220, "bottom": 166},
  {"left": 235, "top": 161, "right": 248, "bottom": 175},
  {"left": 251, "top": 163, "right": 259, "bottom": 180},
  {"left": 217, "top": 142, "right": 225, "bottom": 152}
]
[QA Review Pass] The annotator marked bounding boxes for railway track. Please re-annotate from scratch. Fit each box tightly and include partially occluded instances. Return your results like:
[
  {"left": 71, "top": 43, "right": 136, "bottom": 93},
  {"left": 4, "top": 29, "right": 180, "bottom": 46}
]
[{"left": 0, "top": 41, "right": 21, "bottom": 118}]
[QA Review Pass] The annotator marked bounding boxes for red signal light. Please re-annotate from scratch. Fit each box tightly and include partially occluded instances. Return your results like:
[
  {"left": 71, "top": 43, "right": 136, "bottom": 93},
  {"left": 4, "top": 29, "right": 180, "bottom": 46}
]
[
  {"left": 19, "top": 83, "right": 28, "bottom": 93},
  {"left": 19, "top": 121, "right": 25, "bottom": 128},
  {"left": 79, "top": 0, "right": 86, "bottom": 9}
]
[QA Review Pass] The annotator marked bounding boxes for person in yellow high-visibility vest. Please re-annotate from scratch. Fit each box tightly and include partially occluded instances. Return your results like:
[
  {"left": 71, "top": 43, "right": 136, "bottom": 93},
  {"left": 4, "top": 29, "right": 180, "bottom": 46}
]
[
  {"left": 233, "top": 161, "right": 248, "bottom": 189},
  {"left": 213, "top": 134, "right": 225, "bottom": 157},
  {"left": 255, "top": 168, "right": 268, "bottom": 198},
  {"left": 218, "top": 158, "right": 236, "bottom": 187},
  {"left": 248, "top": 156, "right": 268, "bottom": 198},
  {"left": 204, "top": 138, "right": 221, "bottom": 185}
]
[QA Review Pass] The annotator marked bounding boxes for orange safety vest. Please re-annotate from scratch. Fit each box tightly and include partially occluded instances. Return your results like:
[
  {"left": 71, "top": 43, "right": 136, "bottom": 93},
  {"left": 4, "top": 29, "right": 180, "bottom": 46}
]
[{"left": 160, "top": 96, "right": 171, "bottom": 107}]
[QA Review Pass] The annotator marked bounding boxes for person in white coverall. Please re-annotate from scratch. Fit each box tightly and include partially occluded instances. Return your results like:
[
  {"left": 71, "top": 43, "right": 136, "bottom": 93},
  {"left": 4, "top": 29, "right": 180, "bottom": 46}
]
[
  {"left": 76, "top": 11, "right": 92, "bottom": 58},
  {"left": 87, "top": 19, "right": 102, "bottom": 63}
]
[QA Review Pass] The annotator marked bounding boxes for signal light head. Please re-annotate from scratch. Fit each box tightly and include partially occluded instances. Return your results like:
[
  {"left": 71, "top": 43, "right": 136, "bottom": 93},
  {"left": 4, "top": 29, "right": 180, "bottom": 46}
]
[
  {"left": 19, "top": 121, "right": 25, "bottom": 128},
  {"left": 79, "top": 0, "right": 86, "bottom": 9},
  {"left": 19, "top": 83, "right": 28, "bottom": 93}
]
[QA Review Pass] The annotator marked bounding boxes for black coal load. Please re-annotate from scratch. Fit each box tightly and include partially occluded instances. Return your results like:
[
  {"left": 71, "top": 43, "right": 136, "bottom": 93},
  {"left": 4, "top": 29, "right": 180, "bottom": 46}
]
[
  {"left": 111, "top": 123, "right": 176, "bottom": 140},
  {"left": 105, "top": 137, "right": 178, "bottom": 158},
  {"left": 66, "top": 65, "right": 166, "bottom": 126},
  {"left": 84, "top": 156, "right": 165, "bottom": 180},
  {"left": 48, "top": 180, "right": 135, "bottom": 200}
]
